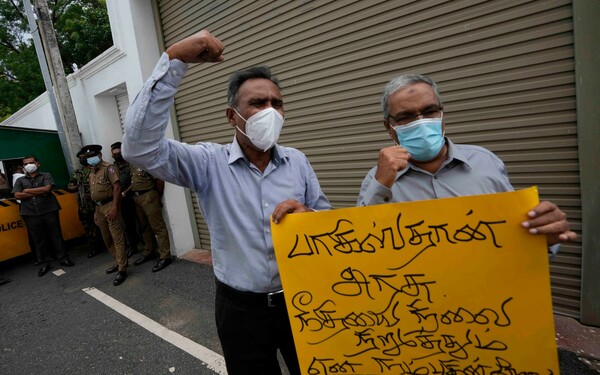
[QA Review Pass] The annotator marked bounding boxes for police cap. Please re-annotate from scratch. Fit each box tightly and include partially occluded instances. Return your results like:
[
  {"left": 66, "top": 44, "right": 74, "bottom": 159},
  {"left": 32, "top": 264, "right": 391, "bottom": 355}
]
[{"left": 79, "top": 144, "right": 102, "bottom": 157}]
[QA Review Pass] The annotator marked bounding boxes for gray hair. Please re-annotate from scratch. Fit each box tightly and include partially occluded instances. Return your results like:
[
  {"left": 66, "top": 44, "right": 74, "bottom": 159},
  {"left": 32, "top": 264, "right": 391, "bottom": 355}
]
[{"left": 381, "top": 74, "right": 443, "bottom": 119}]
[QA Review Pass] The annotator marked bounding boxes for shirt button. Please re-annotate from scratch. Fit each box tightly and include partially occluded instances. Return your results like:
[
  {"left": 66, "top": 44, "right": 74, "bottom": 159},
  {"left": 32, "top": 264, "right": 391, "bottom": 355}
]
[
  {"left": 264, "top": 202, "right": 269, "bottom": 207},
  {"left": 384, "top": 197, "right": 389, "bottom": 202},
  {"left": 433, "top": 175, "right": 439, "bottom": 179}
]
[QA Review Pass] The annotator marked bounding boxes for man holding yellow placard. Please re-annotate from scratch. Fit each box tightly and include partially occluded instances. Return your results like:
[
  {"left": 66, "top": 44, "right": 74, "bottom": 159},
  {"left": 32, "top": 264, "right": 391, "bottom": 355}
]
[{"left": 358, "top": 74, "right": 576, "bottom": 248}]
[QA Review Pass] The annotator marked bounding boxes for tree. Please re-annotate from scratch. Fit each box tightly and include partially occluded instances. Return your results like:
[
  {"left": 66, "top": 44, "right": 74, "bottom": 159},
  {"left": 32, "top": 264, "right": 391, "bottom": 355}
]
[{"left": 0, "top": 0, "right": 112, "bottom": 121}]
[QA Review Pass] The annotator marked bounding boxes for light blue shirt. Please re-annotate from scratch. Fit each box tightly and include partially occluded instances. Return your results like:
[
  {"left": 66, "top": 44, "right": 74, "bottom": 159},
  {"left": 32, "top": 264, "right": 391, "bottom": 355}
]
[
  {"left": 357, "top": 139, "right": 559, "bottom": 256},
  {"left": 122, "top": 53, "right": 331, "bottom": 292}
]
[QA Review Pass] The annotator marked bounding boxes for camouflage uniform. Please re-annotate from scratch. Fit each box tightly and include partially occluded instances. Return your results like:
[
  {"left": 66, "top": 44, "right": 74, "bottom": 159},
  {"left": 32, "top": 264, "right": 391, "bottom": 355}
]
[
  {"left": 115, "top": 160, "right": 140, "bottom": 255},
  {"left": 68, "top": 167, "right": 104, "bottom": 256}
]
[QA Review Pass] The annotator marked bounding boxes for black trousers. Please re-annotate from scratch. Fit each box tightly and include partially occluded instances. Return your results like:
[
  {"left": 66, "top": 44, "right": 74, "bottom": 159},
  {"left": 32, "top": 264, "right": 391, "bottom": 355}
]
[
  {"left": 23, "top": 211, "right": 67, "bottom": 264},
  {"left": 215, "top": 280, "right": 301, "bottom": 375},
  {"left": 121, "top": 195, "right": 140, "bottom": 251}
]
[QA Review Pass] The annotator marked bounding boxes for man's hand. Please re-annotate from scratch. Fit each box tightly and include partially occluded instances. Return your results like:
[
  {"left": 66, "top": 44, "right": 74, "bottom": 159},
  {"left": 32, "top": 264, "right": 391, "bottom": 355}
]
[
  {"left": 521, "top": 200, "right": 577, "bottom": 246},
  {"left": 166, "top": 30, "right": 225, "bottom": 63},
  {"left": 374, "top": 146, "right": 411, "bottom": 188},
  {"left": 105, "top": 206, "right": 118, "bottom": 222},
  {"left": 272, "top": 199, "right": 314, "bottom": 224}
]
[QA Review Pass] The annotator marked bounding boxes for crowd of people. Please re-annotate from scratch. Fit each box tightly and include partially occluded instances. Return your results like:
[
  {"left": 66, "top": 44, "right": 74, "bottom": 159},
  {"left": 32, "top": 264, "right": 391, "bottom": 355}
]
[
  {"left": 4, "top": 30, "right": 577, "bottom": 375},
  {"left": 6, "top": 141, "right": 171, "bottom": 286}
]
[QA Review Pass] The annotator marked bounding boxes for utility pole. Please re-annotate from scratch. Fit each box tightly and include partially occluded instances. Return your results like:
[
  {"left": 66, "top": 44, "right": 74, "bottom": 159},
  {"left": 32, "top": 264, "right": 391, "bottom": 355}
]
[{"left": 27, "top": 0, "right": 82, "bottom": 173}]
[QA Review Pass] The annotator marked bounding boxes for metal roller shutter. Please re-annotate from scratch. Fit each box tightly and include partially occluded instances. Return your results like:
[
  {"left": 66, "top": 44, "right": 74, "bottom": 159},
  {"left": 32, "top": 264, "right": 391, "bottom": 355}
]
[
  {"left": 116, "top": 92, "right": 130, "bottom": 132},
  {"left": 156, "top": 0, "right": 581, "bottom": 317}
]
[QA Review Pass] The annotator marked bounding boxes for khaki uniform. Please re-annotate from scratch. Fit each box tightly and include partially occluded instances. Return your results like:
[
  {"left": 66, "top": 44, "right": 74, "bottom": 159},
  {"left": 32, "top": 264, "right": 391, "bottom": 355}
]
[
  {"left": 90, "top": 162, "right": 127, "bottom": 271},
  {"left": 131, "top": 166, "right": 171, "bottom": 260}
]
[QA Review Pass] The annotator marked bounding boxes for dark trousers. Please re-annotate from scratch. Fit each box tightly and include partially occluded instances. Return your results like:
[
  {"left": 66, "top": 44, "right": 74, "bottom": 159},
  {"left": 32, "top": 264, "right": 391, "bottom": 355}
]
[
  {"left": 79, "top": 206, "right": 105, "bottom": 253},
  {"left": 121, "top": 195, "right": 139, "bottom": 252},
  {"left": 23, "top": 211, "right": 67, "bottom": 264},
  {"left": 215, "top": 280, "right": 301, "bottom": 375}
]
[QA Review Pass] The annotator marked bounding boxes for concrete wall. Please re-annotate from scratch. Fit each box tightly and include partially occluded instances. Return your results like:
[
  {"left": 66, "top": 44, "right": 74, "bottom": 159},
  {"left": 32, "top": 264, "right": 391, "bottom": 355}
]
[{"left": 0, "top": 0, "right": 197, "bottom": 256}]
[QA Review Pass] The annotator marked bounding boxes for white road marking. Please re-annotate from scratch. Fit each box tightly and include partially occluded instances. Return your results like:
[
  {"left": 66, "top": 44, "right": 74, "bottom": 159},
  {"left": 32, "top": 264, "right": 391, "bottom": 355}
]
[
  {"left": 83, "top": 287, "right": 227, "bottom": 374},
  {"left": 53, "top": 269, "right": 66, "bottom": 276}
]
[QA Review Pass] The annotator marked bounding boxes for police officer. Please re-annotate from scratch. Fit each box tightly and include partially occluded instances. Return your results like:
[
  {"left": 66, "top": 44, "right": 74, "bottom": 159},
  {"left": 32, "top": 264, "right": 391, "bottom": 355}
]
[
  {"left": 130, "top": 166, "right": 172, "bottom": 272},
  {"left": 81, "top": 145, "right": 128, "bottom": 285},
  {"left": 110, "top": 142, "right": 139, "bottom": 258},
  {"left": 67, "top": 149, "right": 105, "bottom": 258}
]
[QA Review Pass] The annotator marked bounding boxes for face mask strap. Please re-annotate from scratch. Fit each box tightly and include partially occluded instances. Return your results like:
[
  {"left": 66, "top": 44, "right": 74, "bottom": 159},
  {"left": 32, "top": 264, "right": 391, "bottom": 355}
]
[{"left": 232, "top": 108, "right": 248, "bottom": 123}]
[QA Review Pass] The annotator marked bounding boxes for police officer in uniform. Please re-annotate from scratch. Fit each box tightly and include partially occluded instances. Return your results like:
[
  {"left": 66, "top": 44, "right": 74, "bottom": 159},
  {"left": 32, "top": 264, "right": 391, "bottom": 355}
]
[
  {"left": 81, "top": 145, "right": 128, "bottom": 285},
  {"left": 110, "top": 142, "right": 140, "bottom": 258},
  {"left": 130, "top": 166, "right": 172, "bottom": 272},
  {"left": 67, "top": 150, "right": 105, "bottom": 258}
]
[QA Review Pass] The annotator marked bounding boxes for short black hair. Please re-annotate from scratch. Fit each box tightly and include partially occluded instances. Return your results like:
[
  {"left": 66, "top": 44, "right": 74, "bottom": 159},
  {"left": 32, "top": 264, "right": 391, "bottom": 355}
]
[
  {"left": 111, "top": 142, "right": 122, "bottom": 150},
  {"left": 227, "top": 66, "right": 281, "bottom": 107},
  {"left": 22, "top": 155, "right": 38, "bottom": 163}
]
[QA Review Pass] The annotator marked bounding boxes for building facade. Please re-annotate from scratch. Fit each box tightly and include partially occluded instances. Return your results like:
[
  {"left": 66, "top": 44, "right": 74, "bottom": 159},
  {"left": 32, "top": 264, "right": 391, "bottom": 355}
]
[{"left": 2, "top": 0, "right": 597, "bottom": 325}]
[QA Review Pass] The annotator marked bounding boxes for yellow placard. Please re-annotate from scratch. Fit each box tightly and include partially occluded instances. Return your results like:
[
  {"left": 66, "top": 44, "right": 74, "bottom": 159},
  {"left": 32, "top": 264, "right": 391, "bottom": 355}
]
[
  {"left": 272, "top": 187, "right": 558, "bottom": 375},
  {"left": 0, "top": 191, "right": 85, "bottom": 262}
]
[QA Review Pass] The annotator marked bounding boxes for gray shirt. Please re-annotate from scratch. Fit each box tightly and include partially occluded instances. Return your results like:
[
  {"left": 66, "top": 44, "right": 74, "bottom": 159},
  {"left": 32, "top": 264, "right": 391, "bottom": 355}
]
[
  {"left": 357, "top": 139, "right": 513, "bottom": 206},
  {"left": 12, "top": 172, "right": 61, "bottom": 216},
  {"left": 357, "top": 139, "right": 559, "bottom": 256},
  {"left": 122, "top": 53, "right": 331, "bottom": 293}
]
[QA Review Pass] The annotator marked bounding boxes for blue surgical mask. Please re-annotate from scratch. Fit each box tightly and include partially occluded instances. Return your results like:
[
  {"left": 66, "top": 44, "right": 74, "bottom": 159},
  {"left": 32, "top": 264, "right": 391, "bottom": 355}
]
[
  {"left": 394, "top": 116, "right": 445, "bottom": 162},
  {"left": 87, "top": 156, "right": 101, "bottom": 167}
]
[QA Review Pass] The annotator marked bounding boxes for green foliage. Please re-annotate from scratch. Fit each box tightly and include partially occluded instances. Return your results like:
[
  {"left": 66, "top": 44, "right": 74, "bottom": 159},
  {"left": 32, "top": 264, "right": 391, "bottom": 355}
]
[
  {"left": 54, "top": 0, "right": 112, "bottom": 73},
  {"left": 0, "top": 0, "right": 113, "bottom": 120}
]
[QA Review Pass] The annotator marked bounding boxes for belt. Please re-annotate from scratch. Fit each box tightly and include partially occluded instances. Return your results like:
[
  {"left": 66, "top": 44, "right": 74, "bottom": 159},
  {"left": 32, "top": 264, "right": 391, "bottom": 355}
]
[
  {"left": 216, "top": 279, "right": 285, "bottom": 308},
  {"left": 94, "top": 197, "right": 113, "bottom": 206},
  {"left": 133, "top": 189, "right": 153, "bottom": 196}
]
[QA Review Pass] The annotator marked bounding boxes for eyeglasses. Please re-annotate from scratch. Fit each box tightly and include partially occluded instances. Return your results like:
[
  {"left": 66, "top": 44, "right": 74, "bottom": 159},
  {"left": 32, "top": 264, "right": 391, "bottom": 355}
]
[{"left": 389, "top": 105, "right": 443, "bottom": 126}]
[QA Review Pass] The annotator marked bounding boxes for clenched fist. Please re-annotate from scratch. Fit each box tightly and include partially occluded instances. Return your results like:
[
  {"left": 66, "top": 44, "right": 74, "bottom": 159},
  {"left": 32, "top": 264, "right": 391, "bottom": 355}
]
[
  {"left": 374, "top": 145, "right": 411, "bottom": 188},
  {"left": 166, "top": 30, "right": 225, "bottom": 64}
]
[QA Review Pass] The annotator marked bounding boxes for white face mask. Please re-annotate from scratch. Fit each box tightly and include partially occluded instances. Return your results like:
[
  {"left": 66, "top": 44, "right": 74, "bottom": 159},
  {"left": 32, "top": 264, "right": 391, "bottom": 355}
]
[
  {"left": 233, "top": 107, "right": 284, "bottom": 152},
  {"left": 24, "top": 163, "right": 38, "bottom": 174}
]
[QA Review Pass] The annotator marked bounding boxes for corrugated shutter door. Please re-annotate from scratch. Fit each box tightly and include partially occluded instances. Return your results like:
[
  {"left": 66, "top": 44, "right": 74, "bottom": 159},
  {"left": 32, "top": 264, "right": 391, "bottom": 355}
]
[
  {"left": 156, "top": 0, "right": 581, "bottom": 317},
  {"left": 116, "top": 92, "right": 130, "bottom": 132}
]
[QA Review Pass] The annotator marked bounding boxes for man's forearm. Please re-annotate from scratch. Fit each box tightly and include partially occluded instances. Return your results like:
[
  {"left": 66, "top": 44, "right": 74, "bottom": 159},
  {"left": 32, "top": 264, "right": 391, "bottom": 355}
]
[
  {"left": 122, "top": 53, "right": 187, "bottom": 171},
  {"left": 23, "top": 185, "right": 52, "bottom": 196},
  {"left": 14, "top": 191, "right": 33, "bottom": 200}
]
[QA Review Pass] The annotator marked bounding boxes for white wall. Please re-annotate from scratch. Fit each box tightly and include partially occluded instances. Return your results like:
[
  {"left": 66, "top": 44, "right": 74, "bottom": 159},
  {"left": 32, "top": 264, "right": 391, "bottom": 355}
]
[
  {"left": 0, "top": 0, "right": 197, "bottom": 256},
  {"left": 1, "top": 93, "right": 56, "bottom": 131}
]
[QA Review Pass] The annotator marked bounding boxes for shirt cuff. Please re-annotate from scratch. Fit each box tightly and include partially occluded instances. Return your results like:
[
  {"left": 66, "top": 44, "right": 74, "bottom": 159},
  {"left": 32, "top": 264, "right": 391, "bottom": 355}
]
[
  {"left": 360, "top": 178, "right": 393, "bottom": 206},
  {"left": 152, "top": 52, "right": 188, "bottom": 87}
]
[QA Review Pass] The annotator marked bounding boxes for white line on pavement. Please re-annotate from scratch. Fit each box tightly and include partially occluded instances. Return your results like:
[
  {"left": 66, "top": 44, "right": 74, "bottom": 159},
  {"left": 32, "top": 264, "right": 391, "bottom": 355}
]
[{"left": 82, "top": 287, "right": 227, "bottom": 374}]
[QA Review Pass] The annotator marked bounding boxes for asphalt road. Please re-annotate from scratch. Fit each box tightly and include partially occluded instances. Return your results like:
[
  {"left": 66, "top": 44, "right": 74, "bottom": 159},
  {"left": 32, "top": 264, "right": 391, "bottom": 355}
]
[
  {"left": 0, "top": 240, "right": 223, "bottom": 375},
  {"left": 0, "top": 240, "right": 597, "bottom": 375}
]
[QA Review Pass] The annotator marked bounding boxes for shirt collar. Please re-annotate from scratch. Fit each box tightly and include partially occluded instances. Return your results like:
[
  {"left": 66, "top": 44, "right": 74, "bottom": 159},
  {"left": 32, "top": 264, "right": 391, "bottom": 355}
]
[
  {"left": 443, "top": 138, "right": 472, "bottom": 170},
  {"left": 227, "top": 136, "right": 288, "bottom": 166},
  {"left": 396, "top": 137, "right": 472, "bottom": 178}
]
